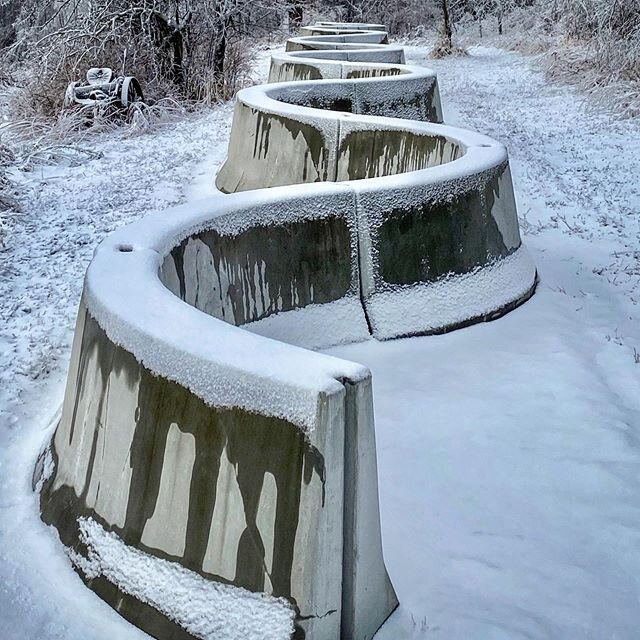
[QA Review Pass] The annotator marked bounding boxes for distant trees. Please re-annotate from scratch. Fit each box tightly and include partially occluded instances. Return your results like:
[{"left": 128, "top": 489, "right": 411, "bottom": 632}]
[
  {"left": 288, "top": 2, "right": 304, "bottom": 31},
  {"left": 440, "top": 0, "right": 453, "bottom": 50},
  {"left": 0, "top": 1, "right": 20, "bottom": 48}
]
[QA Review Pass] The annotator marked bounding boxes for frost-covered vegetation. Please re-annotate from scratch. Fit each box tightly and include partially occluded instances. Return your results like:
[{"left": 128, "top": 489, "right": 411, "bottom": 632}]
[
  {"left": 0, "top": 1, "right": 637, "bottom": 123},
  {"left": 453, "top": 1, "right": 640, "bottom": 118},
  {"left": 1, "top": 0, "right": 288, "bottom": 115}
]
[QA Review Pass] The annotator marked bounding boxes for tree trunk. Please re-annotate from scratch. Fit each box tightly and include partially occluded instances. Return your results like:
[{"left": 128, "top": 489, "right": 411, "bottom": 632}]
[
  {"left": 213, "top": 33, "right": 226, "bottom": 85},
  {"left": 441, "top": 0, "right": 453, "bottom": 51},
  {"left": 171, "top": 29, "right": 185, "bottom": 86},
  {"left": 148, "top": 11, "right": 186, "bottom": 88},
  {"left": 288, "top": 3, "right": 303, "bottom": 32},
  {"left": 343, "top": 0, "right": 355, "bottom": 22}
]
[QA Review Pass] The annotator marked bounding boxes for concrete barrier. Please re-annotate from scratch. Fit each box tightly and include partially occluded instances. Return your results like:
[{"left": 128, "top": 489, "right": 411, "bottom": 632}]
[
  {"left": 218, "top": 31, "right": 442, "bottom": 192},
  {"left": 315, "top": 22, "right": 387, "bottom": 31},
  {"left": 39, "top": 185, "right": 397, "bottom": 640},
  {"left": 38, "top": 22, "right": 536, "bottom": 640}
]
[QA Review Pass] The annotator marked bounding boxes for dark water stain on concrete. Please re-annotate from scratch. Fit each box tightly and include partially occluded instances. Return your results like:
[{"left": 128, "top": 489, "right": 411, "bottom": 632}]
[
  {"left": 166, "top": 216, "right": 352, "bottom": 326},
  {"left": 280, "top": 62, "right": 323, "bottom": 81},
  {"left": 338, "top": 129, "right": 456, "bottom": 181},
  {"left": 280, "top": 91, "right": 355, "bottom": 114},
  {"left": 40, "top": 313, "right": 328, "bottom": 638},
  {"left": 355, "top": 77, "right": 441, "bottom": 123},
  {"left": 376, "top": 165, "right": 516, "bottom": 285},
  {"left": 253, "top": 110, "right": 331, "bottom": 183},
  {"left": 345, "top": 67, "right": 402, "bottom": 79}
]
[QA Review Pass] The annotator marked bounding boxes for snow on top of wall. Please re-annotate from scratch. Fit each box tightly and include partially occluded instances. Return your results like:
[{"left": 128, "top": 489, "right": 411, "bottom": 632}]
[
  {"left": 182, "top": 182, "right": 356, "bottom": 241},
  {"left": 270, "top": 51, "right": 434, "bottom": 87},
  {"left": 275, "top": 47, "right": 406, "bottom": 65},
  {"left": 84, "top": 184, "right": 370, "bottom": 432},
  {"left": 288, "top": 39, "right": 393, "bottom": 52},
  {"left": 242, "top": 82, "right": 478, "bottom": 177},
  {"left": 271, "top": 51, "right": 407, "bottom": 72},
  {"left": 240, "top": 83, "right": 341, "bottom": 133},
  {"left": 315, "top": 22, "right": 387, "bottom": 31},
  {"left": 71, "top": 518, "right": 295, "bottom": 640},
  {"left": 269, "top": 54, "right": 343, "bottom": 81},
  {"left": 292, "top": 31, "right": 387, "bottom": 46}
]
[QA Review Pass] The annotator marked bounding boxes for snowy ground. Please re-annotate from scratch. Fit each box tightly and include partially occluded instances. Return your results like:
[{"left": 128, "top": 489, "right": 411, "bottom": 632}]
[
  {"left": 340, "top": 46, "right": 640, "bottom": 639},
  {"left": 1, "top": 44, "right": 639, "bottom": 638}
]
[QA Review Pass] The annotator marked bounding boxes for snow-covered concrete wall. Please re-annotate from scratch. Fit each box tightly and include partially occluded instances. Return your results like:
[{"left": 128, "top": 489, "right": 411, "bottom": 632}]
[
  {"left": 39, "top": 22, "right": 536, "bottom": 640},
  {"left": 216, "top": 23, "right": 534, "bottom": 337},
  {"left": 298, "top": 25, "right": 389, "bottom": 45},
  {"left": 217, "top": 32, "right": 442, "bottom": 193},
  {"left": 288, "top": 30, "right": 389, "bottom": 50},
  {"left": 39, "top": 184, "right": 397, "bottom": 640}
]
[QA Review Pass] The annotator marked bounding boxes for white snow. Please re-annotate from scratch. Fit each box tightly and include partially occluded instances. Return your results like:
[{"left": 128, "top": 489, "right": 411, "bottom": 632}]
[
  {"left": 327, "top": 278, "right": 640, "bottom": 639},
  {"left": 0, "top": 42, "right": 639, "bottom": 640},
  {"left": 244, "top": 295, "right": 370, "bottom": 349},
  {"left": 72, "top": 518, "right": 295, "bottom": 640},
  {"left": 327, "top": 45, "right": 640, "bottom": 639}
]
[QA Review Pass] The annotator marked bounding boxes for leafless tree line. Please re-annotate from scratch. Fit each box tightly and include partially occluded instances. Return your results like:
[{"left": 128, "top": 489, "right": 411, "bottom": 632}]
[
  {"left": 0, "top": 0, "right": 299, "bottom": 117},
  {"left": 0, "top": 0, "right": 637, "bottom": 119}
]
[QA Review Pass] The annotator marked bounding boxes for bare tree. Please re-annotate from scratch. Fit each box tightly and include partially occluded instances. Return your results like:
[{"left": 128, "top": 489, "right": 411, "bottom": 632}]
[
  {"left": 441, "top": 0, "right": 453, "bottom": 47},
  {"left": 287, "top": 1, "right": 304, "bottom": 31}
]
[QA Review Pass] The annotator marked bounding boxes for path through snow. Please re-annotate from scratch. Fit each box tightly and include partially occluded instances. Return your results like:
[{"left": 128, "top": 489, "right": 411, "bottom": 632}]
[{"left": 331, "top": 46, "right": 640, "bottom": 639}]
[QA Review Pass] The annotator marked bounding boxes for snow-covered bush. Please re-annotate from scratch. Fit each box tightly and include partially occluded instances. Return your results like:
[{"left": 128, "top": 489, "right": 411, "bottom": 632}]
[
  {"left": 425, "top": 0, "right": 640, "bottom": 116},
  {"left": 0, "top": 0, "right": 286, "bottom": 122},
  {"left": 0, "top": 143, "right": 21, "bottom": 250},
  {"left": 499, "top": 0, "right": 640, "bottom": 116}
]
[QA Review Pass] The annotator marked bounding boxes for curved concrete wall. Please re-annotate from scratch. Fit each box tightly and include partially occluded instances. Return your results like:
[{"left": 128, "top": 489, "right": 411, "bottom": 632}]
[
  {"left": 39, "top": 186, "right": 397, "bottom": 640},
  {"left": 215, "top": 23, "right": 535, "bottom": 337},
  {"left": 39, "top": 22, "right": 536, "bottom": 640},
  {"left": 217, "top": 36, "right": 442, "bottom": 192},
  {"left": 315, "top": 22, "right": 387, "bottom": 31},
  {"left": 288, "top": 30, "right": 389, "bottom": 49}
]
